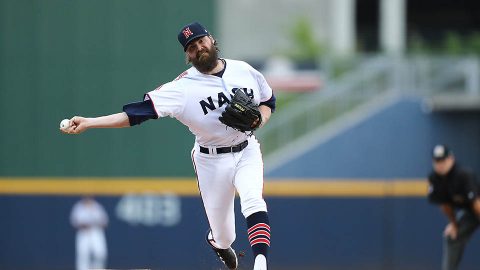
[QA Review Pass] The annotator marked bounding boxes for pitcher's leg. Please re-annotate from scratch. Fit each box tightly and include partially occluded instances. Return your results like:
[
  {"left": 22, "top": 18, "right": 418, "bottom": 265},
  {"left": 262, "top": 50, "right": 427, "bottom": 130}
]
[
  {"left": 247, "top": 211, "right": 270, "bottom": 270},
  {"left": 192, "top": 150, "right": 237, "bottom": 248},
  {"left": 234, "top": 138, "right": 267, "bottom": 217},
  {"left": 235, "top": 167, "right": 270, "bottom": 261},
  {"left": 235, "top": 138, "right": 270, "bottom": 269},
  {"left": 203, "top": 192, "right": 236, "bottom": 248}
]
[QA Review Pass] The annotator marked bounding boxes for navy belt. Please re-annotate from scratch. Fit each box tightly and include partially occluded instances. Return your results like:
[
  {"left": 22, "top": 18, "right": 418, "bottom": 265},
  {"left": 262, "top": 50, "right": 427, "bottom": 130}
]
[{"left": 200, "top": 140, "right": 248, "bottom": 154}]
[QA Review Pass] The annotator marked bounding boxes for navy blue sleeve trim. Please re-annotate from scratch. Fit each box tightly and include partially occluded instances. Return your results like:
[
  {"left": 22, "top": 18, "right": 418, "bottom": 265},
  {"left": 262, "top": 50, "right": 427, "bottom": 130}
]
[
  {"left": 260, "top": 94, "right": 276, "bottom": 113},
  {"left": 122, "top": 99, "right": 157, "bottom": 126}
]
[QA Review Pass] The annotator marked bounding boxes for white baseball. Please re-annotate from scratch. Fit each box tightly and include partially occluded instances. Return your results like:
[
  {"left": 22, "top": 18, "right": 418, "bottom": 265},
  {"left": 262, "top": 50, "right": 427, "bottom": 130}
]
[{"left": 60, "top": 119, "right": 70, "bottom": 129}]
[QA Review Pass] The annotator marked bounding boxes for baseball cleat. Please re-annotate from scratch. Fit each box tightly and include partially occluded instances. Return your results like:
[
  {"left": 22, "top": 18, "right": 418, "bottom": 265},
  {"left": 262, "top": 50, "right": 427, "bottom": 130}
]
[{"left": 206, "top": 230, "right": 238, "bottom": 270}]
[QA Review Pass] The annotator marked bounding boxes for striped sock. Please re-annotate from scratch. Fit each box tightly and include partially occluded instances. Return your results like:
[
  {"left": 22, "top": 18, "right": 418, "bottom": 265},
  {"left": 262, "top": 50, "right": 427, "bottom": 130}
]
[{"left": 246, "top": 211, "right": 270, "bottom": 258}]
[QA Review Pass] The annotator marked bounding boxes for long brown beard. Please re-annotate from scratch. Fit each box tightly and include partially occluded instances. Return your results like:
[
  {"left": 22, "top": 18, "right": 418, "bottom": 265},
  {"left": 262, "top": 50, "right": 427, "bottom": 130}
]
[{"left": 191, "top": 45, "right": 219, "bottom": 73}]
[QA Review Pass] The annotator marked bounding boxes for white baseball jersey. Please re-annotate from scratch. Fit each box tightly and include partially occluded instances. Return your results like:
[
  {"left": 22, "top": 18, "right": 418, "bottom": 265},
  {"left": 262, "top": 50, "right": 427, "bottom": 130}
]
[{"left": 145, "top": 59, "right": 273, "bottom": 147}]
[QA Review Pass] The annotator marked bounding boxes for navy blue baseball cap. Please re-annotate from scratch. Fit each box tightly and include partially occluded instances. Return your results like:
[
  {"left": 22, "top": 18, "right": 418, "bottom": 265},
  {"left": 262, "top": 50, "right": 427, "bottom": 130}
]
[
  {"left": 178, "top": 22, "right": 209, "bottom": 51},
  {"left": 432, "top": 144, "right": 452, "bottom": 161}
]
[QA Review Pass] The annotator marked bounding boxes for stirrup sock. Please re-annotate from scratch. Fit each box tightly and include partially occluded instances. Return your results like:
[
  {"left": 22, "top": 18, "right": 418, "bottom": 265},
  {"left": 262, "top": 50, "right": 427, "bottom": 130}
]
[{"left": 246, "top": 211, "right": 270, "bottom": 258}]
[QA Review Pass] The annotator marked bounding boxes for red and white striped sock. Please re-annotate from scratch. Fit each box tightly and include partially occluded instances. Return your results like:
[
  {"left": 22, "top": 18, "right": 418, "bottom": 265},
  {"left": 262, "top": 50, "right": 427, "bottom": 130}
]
[{"left": 246, "top": 211, "right": 270, "bottom": 258}]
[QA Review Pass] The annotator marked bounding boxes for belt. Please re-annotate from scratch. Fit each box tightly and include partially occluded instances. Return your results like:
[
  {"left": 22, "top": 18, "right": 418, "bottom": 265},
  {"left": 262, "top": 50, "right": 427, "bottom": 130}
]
[{"left": 199, "top": 140, "right": 248, "bottom": 154}]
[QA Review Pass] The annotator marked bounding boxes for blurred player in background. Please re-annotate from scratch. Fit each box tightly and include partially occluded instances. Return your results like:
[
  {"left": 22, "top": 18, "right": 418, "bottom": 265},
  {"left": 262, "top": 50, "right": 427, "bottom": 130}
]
[
  {"left": 70, "top": 196, "right": 109, "bottom": 270},
  {"left": 61, "top": 21, "right": 275, "bottom": 270},
  {"left": 427, "top": 144, "right": 480, "bottom": 270}
]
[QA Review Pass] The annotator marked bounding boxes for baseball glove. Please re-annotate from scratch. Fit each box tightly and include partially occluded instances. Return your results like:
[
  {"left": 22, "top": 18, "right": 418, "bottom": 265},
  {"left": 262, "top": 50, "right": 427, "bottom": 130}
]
[{"left": 219, "top": 90, "right": 262, "bottom": 132}]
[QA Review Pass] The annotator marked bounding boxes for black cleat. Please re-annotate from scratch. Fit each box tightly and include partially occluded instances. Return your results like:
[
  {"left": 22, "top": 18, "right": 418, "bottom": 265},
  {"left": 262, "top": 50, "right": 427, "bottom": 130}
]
[{"left": 206, "top": 230, "right": 238, "bottom": 270}]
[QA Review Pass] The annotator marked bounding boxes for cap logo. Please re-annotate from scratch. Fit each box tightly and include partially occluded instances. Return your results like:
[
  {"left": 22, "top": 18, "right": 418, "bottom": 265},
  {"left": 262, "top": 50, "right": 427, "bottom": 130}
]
[
  {"left": 182, "top": 27, "right": 194, "bottom": 39},
  {"left": 433, "top": 145, "right": 445, "bottom": 157}
]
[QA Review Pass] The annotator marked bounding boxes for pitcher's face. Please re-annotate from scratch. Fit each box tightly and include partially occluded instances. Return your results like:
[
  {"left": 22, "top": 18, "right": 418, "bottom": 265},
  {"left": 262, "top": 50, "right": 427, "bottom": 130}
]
[{"left": 186, "top": 36, "right": 218, "bottom": 73}]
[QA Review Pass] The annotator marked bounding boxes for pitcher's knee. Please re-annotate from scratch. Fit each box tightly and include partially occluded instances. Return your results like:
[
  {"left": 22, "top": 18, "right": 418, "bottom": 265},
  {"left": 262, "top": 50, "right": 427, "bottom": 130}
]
[
  {"left": 241, "top": 197, "right": 267, "bottom": 218},
  {"left": 211, "top": 231, "right": 236, "bottom": 249}
]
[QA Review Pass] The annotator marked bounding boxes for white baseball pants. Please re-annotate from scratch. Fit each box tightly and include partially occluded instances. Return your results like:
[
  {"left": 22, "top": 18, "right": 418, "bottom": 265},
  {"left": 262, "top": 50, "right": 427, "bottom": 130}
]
[{"left": 192, "top": 136, "right": 267, "bottom": 249}]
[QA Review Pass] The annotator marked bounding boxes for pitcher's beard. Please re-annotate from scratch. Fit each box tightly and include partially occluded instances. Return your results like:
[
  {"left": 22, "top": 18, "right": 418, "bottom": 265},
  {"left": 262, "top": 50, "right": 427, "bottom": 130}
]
[{"left": 191, "top": 48, "right": 219, "bottom": 73}]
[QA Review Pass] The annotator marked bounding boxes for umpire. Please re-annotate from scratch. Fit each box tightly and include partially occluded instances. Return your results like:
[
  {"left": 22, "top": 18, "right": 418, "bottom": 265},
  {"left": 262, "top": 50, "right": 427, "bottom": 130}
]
[{"left": 427, "top": 144, "right": 480, "bottom": 270}]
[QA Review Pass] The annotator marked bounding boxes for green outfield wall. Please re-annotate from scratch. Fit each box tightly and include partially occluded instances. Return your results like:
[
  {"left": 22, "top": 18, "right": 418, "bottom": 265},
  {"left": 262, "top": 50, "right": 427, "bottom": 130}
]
[{"left": 0, "top": 0, "right": 215, "bottom": 176}]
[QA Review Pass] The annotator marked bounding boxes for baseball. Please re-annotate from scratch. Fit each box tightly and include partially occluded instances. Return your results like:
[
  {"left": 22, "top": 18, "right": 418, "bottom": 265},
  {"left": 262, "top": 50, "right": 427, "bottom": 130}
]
[{"left": 60, "top": 119, "right": 70, "bottom": 129}]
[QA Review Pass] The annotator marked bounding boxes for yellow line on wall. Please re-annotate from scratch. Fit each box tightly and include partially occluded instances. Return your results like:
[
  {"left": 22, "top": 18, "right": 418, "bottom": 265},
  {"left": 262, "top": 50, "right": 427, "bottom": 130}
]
[
  {"left": 0, "top": 177, "right": 428, "bottom": 197},
  {"left": 265, "top": 179, "right": 428, "bottom": 197},
  {"left": 0, "top": 178, "right": 197, "bottom": 196}
]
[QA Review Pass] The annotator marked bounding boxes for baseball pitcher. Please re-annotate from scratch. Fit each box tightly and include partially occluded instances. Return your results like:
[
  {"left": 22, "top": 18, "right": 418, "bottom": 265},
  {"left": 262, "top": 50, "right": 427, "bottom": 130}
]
[{"left": 61, "top": 22, "right": 276, "bottom": 270}]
